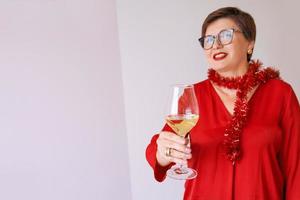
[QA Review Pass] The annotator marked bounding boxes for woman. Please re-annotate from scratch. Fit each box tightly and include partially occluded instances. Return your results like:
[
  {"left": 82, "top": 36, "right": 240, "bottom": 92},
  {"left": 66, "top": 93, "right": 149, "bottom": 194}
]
[{"left": 145, "top": 7, "right": 300, "bottom": 200}]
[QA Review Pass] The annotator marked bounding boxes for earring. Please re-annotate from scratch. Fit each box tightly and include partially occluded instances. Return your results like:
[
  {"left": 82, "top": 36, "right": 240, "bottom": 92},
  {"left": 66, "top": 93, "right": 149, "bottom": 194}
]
[{"left": 247, "top": 49, "right": 253, "bottom": 54}]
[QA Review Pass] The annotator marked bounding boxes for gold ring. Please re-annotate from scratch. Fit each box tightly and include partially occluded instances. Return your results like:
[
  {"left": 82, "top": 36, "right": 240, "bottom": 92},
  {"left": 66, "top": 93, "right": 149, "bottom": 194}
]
[{"left": 165, "top": 147, "right": 172, "bottom": 157}]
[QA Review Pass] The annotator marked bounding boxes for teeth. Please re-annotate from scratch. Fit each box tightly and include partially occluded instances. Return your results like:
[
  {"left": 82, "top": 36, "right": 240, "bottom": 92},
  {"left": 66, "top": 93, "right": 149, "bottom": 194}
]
[
  {"left": 215, "top": 53, "right": 225, "bottom": 58},
  {"left": 214, "top": 53, "right": 226, "bottom": 59}
]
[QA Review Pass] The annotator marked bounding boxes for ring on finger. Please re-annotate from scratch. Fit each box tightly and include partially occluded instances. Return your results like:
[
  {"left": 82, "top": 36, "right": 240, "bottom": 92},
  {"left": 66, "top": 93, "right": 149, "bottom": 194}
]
[{"left": 165, "top": 147, "right": 172, "bottom": 157}]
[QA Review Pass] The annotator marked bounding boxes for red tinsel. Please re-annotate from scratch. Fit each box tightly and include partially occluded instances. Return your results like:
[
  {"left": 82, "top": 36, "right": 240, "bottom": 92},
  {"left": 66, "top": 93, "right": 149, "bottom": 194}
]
[{"left": 208, "top": 60, "right": 280, "bottom": 165}]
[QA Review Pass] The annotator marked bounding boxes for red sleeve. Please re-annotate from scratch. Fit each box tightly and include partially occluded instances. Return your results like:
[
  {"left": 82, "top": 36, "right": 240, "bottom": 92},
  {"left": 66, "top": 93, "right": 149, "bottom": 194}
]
[
  {"left": 279, "top": 85, "right": 300, "bottom": 200},
  {"left": 145, "top": 125, "right": 174, "bottom": 182}
]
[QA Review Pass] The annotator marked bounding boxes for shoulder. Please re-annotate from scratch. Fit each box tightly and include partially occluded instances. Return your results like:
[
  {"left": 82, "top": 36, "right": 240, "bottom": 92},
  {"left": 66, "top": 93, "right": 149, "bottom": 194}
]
[
  {"left": 191, "top": 80, "right": 213, "bottom": 105},
  {"left": 193, "top": 79, "right": 210, "bottom": 89},
  {"left": 192, "top": 79, "right": 211, "bottom": 95},
  {"left": 262, "top": 78, "right": 293, "bottom": 94},
  {"left": 260, "top": 78, "right": 299, "bottom": 109}
]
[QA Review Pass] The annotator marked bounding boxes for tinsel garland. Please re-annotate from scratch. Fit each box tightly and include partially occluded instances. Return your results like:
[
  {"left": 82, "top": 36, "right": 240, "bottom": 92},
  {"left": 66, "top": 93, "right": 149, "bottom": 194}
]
[{"left": 208, "top": 60, "right": 280, "bottom": 165}]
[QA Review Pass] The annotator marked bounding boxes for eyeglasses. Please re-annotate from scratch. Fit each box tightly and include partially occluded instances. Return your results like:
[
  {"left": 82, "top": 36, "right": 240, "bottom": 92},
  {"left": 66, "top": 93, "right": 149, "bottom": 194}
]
[{"left": 198, "top": 28, "right": 242, "bottom": 50}]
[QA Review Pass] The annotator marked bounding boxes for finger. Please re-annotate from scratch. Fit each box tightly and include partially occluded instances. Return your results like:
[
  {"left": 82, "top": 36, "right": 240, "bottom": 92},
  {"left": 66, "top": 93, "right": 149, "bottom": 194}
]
[
  {"left": 156, "top": 148, "right": 172, "bottom": 166},
  {"left": 157, "top": 138, "right": 191, "bottom": 155},
  {"left": 156, "top": 143, "right": 188, "bottom": 158},
  {"left": 163, "top": 140, "right": 191, "bottom": 154},
  {"left": 157, "top": 145, "right": 191, "bottom": 166},
  {"left": 157, "top": 146, "right": 187, "bottom": 165},
  {"left": 157, "top": 145, "right": 169, "bottom": 159},
  {"left": 160, "top": 131, "right": 187, "bottom": 145},
  {"left": 157, "top": 145, "right": 174, "bottom": 163},
  {"left": 186, "top": 134, "right": 191, "bottom": 147},
  {"left": 169, "top": 148, "right": 192, "bottom": 160}
]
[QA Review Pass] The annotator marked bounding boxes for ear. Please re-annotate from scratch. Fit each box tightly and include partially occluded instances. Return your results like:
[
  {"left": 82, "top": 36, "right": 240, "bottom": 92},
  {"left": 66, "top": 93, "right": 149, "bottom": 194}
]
[{"left": 248, "top": 40, "right": 255, "bottom": 50}]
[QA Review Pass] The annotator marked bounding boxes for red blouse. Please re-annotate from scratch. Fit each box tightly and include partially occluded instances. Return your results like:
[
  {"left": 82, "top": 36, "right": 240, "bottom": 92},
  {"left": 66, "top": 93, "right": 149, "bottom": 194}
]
[{"left": 146, "top": 79, "right": 300, "bottom": 200}]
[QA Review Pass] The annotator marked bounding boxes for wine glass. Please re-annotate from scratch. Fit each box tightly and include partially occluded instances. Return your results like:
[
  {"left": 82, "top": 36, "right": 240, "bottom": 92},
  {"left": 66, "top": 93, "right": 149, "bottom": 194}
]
[{"left": 165, "top": 84, "right": 199, "bottom": 180}]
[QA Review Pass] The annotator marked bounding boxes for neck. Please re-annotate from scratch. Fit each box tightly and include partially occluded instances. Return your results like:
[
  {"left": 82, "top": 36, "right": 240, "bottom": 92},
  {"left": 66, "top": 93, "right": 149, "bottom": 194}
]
[{"left": 216, "top": 62, "right": 249, "bottom": 78}]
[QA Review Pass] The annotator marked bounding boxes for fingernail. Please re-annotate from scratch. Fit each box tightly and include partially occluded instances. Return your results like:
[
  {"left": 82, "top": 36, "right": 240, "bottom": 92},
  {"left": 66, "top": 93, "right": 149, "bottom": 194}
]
[
  {"left": 184, "top": 138, "right": 189, "bottom": 145},
  {"left": 185, "top": 147, "right": 191, "bottom": 153}
]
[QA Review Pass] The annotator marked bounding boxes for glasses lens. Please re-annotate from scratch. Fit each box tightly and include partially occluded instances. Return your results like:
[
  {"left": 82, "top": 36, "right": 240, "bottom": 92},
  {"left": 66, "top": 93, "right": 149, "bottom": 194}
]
[
  {"left": 219, "top": 29, "right": 233, "bottom": 45},
  {"left": 203, "top": 36, "right": 214, "bottom": 49}
]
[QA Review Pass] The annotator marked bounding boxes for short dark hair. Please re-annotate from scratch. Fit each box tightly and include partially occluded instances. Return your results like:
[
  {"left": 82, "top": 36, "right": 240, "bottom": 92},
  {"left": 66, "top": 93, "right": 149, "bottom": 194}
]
[{"left": 201, "top": 7, "right": 256, "bottom": 61}]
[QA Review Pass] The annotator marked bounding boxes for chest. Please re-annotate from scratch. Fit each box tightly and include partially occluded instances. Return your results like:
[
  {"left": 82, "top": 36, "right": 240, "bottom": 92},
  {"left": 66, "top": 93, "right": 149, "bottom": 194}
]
[
  {"left": 191, "top": 82, "right": 284, "bottom": 153},
  {"left": 212, "top": 84, "right": 258, "bottom": 116}
]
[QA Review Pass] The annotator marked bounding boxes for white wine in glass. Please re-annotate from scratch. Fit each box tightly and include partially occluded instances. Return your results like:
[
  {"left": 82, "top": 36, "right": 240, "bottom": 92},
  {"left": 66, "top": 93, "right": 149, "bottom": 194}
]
[
  {"left": 165, "top": 84, "right": 199, "bottom": 180},
  {"left": 165, "top": 114, "right": 199, "bottom": 137}
]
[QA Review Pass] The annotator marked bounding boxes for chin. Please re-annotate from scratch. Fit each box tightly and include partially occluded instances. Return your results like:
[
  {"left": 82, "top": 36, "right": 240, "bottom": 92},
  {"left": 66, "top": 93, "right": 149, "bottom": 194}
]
[{"left": 209, "top": 61, "right": 229, "bottom": 72}]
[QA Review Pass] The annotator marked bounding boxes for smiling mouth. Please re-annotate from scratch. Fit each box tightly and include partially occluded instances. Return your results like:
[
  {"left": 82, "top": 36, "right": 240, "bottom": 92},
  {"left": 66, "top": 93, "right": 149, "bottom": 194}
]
[{"left": 213, "top": 52, "right": 228, "bottom": 61}]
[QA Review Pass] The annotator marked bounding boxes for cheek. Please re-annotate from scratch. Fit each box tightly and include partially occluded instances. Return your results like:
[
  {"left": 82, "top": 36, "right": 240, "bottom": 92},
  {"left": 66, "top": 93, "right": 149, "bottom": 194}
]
[
  {"left": 204, "top": 50, "right": 213, "bottom": 60},
  {"left": 205, "top": 51, "right": 214, "bottom": 65},
  {"left": 230, "top": 40, "right": 249, "bottom": 57},
  {"left": 227, "top": 45, "right": 246, "bottom": 59},
  {"left": 234, "top": 47, "right": 247, "bottom": 60},
  {"left": 203, "top": 50, "right": 210, "bottom": 59}
]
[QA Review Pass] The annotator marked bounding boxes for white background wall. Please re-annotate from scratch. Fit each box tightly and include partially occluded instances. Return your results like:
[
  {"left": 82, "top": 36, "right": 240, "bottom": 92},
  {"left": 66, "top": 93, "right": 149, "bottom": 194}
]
[
  {"left": 116, "top": 1, "right": 300, "bottom": 200},
  {"left": 0, "top": 1, "right": 131, "bottom": 200}
]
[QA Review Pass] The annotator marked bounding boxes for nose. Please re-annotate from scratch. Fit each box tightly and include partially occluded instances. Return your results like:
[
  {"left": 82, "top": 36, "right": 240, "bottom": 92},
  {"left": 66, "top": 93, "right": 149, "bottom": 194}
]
[{"left": 212, "top": 37, "right": 223, "bottom": 49}]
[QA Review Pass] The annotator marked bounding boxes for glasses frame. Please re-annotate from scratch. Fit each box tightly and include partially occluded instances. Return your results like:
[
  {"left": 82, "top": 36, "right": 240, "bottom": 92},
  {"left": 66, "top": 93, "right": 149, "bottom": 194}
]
[{"left": 198, "top": 28, "right": 242, "bottom": 50}]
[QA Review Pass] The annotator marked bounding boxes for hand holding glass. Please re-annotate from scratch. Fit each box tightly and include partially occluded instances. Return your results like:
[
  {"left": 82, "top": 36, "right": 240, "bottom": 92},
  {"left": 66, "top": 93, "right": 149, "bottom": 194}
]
[{"left": 165, "top": 84, "right": 199, "bottom": 180}]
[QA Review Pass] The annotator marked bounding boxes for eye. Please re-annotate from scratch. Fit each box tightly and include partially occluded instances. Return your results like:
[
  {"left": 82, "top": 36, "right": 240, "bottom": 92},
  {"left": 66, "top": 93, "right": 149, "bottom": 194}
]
[
  {"left": 219, "top": 29, "right": 233, "bottom": 43},
  {"left": 220, "top": 30, "right": 232, "bottom": 38},
  {"left": 204, "top": 36, "right": 214, "bottom": 45}
]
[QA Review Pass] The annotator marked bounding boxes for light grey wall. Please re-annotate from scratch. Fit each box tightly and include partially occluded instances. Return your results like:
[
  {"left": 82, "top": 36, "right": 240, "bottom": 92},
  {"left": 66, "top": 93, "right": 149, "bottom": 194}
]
[
  {"left": 0, "top": 1, "right": 131, "bottom": 200},
  {"left": 1, "top": 1, "right": 299, "bottom": 200},
  {"left": 116, "top": 1, "right": 300, "bottom": 200}
]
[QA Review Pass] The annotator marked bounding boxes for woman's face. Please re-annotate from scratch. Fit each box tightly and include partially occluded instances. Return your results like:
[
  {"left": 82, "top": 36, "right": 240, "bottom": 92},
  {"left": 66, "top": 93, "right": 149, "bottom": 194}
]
[{"left": 203, "top": 18, "right": 254, "bottom": 73}]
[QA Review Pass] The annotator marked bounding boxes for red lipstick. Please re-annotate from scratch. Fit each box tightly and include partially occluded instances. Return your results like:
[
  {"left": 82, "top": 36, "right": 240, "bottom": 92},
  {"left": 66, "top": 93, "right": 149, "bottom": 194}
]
[{"left": 213, "top": 52, "right": 228, "bottom": 61}]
